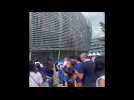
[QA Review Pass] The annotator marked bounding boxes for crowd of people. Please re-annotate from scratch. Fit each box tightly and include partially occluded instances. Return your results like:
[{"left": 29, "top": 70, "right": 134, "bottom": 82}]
[{"left": 29, "top": 53, "right": 105, "bottom": 87}]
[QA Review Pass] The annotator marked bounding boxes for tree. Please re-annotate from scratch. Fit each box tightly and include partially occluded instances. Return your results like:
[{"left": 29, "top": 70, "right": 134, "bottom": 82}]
[{"left": 99, "top": 22, "right": 105, "bottom": 33}]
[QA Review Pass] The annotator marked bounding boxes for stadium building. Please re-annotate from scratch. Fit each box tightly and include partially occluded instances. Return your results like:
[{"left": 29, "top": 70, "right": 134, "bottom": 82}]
[{"left": 29, "top": 12, "right": 92, "bottom": 63}]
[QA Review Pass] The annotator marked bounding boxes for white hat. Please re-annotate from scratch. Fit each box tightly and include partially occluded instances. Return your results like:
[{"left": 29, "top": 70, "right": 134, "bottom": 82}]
[
  {"left": 40, "top": 63, "right": 44, "bottom": 68},
  {"left": 35, "top": 61, "right": 40, "bottom": 64},
  {"left": 92, "top": 53, "right": 96, "bottom": 56},
  {"left": 88, "top": 53, "right": 92, "bottom": 56},
  {"left": 96, "top": 52, "right": 101, "bottom": 56}
]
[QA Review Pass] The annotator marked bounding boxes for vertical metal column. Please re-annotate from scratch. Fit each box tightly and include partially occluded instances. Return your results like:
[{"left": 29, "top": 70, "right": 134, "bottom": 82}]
[
  {"left": 57, "top": 12, "right": 63, "bottom": 61},
  {"left": 29, "top": 12, "right": 32, "bottom": 61}
]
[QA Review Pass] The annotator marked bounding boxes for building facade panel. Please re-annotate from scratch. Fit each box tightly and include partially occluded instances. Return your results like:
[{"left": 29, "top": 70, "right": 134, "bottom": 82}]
[{"left": 29, "top": 12, "right": 92, "bottom": 62}]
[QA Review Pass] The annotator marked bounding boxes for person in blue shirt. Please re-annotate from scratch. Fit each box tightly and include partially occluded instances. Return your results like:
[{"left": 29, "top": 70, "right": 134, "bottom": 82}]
[
  {"left": 63, "top": 58, "right": 76, "bottom": 87},
  {"left": 59, "top": 69, "right": 65, "bottom": 84},
  {"left": 58, "top": 57, "right": 75, "bottom": 87},
  {"left": 78, "top": 53, "right": 96, "bottom": 87},
  {"left": 73, "top": 57, "right": 83, "bottom": 87},
  {"left": 44, "top": 59, "right": 54, "bottom": 87},
  {"left": 58, "top": 68, "right": 69, "bottom": 87}
]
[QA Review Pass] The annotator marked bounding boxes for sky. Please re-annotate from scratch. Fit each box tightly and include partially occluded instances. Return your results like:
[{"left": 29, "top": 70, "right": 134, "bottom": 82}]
[{"left": 81, "top": 12, "right": 105, "bottom": 39}]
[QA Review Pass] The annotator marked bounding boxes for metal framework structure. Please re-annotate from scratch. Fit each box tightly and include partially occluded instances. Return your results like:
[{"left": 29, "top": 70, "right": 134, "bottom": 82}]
[
  {"left": 29, "top": 12, "right": 92, "bottom": 62},
  {"left": 89, "top": 37, "right": 105, "bottom": 55}
]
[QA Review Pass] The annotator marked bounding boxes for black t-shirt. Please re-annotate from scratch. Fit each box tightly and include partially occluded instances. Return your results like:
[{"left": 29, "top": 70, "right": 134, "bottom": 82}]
[
  {"left": 78, "top": 61, "right": 96, "bottom": 87},
  {"left": 94, "top": 56, "right": 105, "bottom": 79}
]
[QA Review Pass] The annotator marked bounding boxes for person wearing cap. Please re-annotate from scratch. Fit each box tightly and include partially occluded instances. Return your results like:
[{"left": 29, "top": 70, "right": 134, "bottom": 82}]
[{"left": 76, "top": 53, "right": 96, "bottom": 87}]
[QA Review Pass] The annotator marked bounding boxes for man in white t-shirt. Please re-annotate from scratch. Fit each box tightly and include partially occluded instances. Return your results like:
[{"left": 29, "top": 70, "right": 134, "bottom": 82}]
[
  {"left": 96, "top": 75, "right": 105, "bottom": 87},
  {"left": 29, "top": 71, "right": 43, "bottom": 87},
  {"left": 29, "top": 62, "right": 43, "bottom": 87}
]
